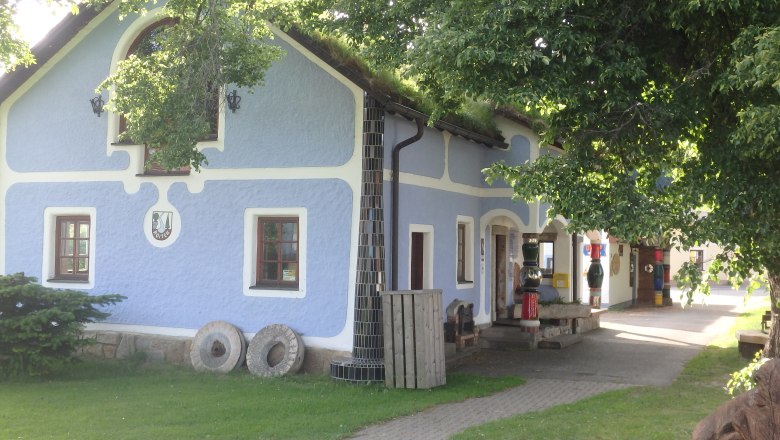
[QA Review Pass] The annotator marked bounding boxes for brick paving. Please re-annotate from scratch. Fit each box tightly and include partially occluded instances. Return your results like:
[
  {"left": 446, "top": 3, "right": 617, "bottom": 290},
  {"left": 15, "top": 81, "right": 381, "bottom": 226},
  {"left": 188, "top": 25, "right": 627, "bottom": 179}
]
[
  {"left": 347, "top": 288, "right": 766, "bottom": 439},
  {"left": 348, "top": 379, "right": 629, "bottom": 439}
]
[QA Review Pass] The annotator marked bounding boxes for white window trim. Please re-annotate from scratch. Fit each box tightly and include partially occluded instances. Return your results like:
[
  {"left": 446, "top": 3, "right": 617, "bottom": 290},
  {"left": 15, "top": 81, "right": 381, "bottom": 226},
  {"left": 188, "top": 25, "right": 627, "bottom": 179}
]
[
  {"left": 456, "top": 215, "right": 475, "bottom": 289},
  {"left": 243, "top": 207, "right": 307, "bottom": 298},
  {"left": 408, "top": 224, "right": 434, "bottom": 290},
  {"left": 42, "top": 207, "right": 97, "bottom": 289}
]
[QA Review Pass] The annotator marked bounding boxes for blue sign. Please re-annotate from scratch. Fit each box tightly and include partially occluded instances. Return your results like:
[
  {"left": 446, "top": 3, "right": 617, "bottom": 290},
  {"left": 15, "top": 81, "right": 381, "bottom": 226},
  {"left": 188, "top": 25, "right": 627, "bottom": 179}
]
[{"left": 583, "top": 244, "right": 607, "bottom": 257}]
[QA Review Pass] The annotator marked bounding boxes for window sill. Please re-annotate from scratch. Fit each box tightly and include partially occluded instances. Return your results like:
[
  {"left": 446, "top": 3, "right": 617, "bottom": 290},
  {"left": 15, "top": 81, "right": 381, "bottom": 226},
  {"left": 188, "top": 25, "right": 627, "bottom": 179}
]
[
  {"left": 136, "top": 171, "right": 191, "bottom": 177},
  {"left": 46, "top": 278, "right": 89, "bottom": 284},
  {"left": 112, "top": 135, "right": 217, "bottom": 146},
  {"left": 250, "top": 284, "right": 299, "bottom": 291},
  {"left": 245, "top": 284, "right": 304, "bottom": 298},
  {"left": 456, "top": 280, "right": 474, "bottom": 289}
]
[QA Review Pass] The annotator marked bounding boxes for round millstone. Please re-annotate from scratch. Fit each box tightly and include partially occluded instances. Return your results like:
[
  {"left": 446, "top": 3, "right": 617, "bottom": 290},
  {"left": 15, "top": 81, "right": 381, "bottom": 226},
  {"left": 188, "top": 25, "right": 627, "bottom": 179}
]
[
  {"left": 246, "top": 324, "right": 305, "bottom": 377},
  {"left": 190, "top": 320, "right": 246, "bottom": 373}
]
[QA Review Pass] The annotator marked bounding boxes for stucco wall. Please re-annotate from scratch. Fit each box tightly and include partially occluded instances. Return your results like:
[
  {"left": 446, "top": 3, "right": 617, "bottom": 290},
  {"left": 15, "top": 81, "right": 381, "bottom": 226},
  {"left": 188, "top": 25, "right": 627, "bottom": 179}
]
[
  {"left": 0, "top": 4, "right": 362, "bottom": 351},
  {"left": 669, "top": 243, "right": 728, "bottom": 284},
  {"left": 384, "top": 115, "right": 537, "bottom": 325},
  {"left": 1, "top": 2, "right": 551, "bottom": 352},
  {"left": 607, "top": 241, "right": 633, "bottom": 307}
]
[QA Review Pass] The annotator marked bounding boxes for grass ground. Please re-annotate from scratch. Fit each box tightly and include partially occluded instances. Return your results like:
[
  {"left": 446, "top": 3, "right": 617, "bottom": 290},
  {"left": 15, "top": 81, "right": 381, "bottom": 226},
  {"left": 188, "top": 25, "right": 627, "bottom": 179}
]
[
  {"left": 0, "top": 362, "right": 521, "bottom": 440},
  {"left": 2, "top": 301, "right": 767, "bottom": 440},
  {"left": 453, "top": 298, "right": 770, "bottom": 440}
]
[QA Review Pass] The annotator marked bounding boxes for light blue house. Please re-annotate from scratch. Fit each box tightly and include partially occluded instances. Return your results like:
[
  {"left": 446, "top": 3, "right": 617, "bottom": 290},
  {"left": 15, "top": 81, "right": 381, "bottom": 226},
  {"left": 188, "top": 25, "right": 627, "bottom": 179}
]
[{"left": 0, "top": 3, "right": 629, "bottom": 378}]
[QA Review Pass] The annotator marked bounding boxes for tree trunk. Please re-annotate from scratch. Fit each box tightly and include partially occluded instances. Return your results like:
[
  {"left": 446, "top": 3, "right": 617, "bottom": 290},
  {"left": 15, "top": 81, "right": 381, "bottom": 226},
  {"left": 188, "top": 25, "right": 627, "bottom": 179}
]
[{"left": 766, "top": 271, "right": 780, "bottom": 358}]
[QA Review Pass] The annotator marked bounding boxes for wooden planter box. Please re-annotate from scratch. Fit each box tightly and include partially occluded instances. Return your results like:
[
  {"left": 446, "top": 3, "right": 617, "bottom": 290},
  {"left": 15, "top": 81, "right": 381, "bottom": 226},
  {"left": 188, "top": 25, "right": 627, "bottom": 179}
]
[
  {"left": 538, "top": 304, "right": 592, "bottom": 320},
  {"left": 381, "top": 289, "right": 446, "bottom": 389}
]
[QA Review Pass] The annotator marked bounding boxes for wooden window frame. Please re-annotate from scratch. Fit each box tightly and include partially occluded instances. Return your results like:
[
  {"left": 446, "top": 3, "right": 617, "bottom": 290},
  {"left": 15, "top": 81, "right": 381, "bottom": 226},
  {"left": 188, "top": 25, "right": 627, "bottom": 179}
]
[
  {"left": 53, "top": 215, "right": 91, "bottom": 282},
  {"left": 255, "top": 217, "right": 299, "bottom": 289},
  {"left": 455, "top": 217, "right": 474, "bottom": 287},
  {"left": 457, "top": 223, "right": 467, "bottom": 283},
  {"left": 141, "top": 146, "right": 191, "bottom": 176}
]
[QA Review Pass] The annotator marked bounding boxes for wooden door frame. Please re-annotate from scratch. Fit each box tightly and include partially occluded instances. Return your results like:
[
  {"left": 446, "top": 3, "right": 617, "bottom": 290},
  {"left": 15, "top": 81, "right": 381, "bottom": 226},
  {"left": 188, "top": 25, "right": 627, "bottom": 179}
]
[
  {"left": 408, "top": 224, "right": 434, "bottom": 290},
  {"left": 490, "top": 225, "right": 509, "bottom": 322}
]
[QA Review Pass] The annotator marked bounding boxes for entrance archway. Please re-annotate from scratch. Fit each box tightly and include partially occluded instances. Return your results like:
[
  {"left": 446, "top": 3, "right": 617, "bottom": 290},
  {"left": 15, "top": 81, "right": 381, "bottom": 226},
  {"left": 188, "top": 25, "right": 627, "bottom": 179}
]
[{"left": 477, "top": 210, "right": 526, "bottom": 325}]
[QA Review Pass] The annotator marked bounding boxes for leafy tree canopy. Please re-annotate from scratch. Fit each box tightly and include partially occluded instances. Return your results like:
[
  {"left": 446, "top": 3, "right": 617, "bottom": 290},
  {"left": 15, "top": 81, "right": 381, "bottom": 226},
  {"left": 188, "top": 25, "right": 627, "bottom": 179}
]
[
  {"left": 97, "top": 0, "right": 286, "bottom": 170},
  {"left": 304, "top": 0, "right": 780, "bottom": 354},
  {"left": 3, "top": 1, "right": 780, "bottom": 355},
  {"left": 0, "top": 1, "right": 77, "bottom": 72},
  {"left": 5, "top": 0, "right": 290, "bottom": 170}
]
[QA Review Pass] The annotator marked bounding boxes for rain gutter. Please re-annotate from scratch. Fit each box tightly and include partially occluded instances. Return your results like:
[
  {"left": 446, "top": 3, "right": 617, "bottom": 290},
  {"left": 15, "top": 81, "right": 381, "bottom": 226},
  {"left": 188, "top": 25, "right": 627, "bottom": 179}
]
[{"left": 390, "top": 115, "right": 425, "bottom": 291}]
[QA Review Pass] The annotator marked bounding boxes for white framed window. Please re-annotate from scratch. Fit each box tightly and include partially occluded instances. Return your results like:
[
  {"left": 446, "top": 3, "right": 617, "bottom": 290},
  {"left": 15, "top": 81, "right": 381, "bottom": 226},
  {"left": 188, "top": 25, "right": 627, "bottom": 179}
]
[
  {"left": 42, "top": 207, "right": 97, "bottom": 289},
  {"left": 539, "top": 240, "right": 555, "bottom": 278},
  {"left": 243, "top": 208, "right": 307, "bottom": 298},
  {"left": 456, "top": 215, "right": 474, "bottom": 289}
]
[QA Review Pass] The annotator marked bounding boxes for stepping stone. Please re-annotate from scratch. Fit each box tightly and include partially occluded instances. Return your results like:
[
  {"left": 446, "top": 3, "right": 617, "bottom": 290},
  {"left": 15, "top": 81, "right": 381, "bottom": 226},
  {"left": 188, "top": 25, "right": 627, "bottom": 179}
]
[{"left": 538, "top": 334, "right": 583, "bottom": 349}]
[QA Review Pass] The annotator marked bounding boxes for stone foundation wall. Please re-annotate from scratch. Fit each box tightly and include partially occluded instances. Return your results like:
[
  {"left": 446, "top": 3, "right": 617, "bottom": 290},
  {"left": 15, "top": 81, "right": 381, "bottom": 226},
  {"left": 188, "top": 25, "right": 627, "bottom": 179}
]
[
  {"left": 539, "top": 323, "right": 574, "bottom": 338},
  {"left": 575, "top": 314, "right": 601, "bottom": 333},
  {"left": 79, "top": 331, "right": 349, "bottom": 375}
]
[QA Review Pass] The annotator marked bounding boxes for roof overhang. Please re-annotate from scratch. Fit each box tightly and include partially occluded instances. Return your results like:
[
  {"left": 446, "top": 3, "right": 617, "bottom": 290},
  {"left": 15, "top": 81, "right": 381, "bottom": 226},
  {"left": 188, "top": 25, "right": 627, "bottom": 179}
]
[
  {"left": 0, "top": 9, "right": 511, "bottom": 150},
  {"left": 0, "top": 4, "right": 104, "bottom": 103}
]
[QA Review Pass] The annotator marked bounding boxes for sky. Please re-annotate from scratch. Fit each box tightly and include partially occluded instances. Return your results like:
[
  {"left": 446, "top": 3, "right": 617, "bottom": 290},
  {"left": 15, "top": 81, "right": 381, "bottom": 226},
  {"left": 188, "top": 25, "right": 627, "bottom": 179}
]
[{"left": 14, "top": 1, "right": 71, "bottom": 45}]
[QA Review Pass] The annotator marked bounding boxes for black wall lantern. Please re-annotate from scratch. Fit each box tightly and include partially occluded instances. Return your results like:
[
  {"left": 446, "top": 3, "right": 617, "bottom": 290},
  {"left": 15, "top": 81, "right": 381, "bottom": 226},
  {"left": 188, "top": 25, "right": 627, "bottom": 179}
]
[
  {"left": 90, "top": 95, "right": 105, "bottom": 117},
  {"left": 226, "top": 89, "right": 241, "bottom": 113}
]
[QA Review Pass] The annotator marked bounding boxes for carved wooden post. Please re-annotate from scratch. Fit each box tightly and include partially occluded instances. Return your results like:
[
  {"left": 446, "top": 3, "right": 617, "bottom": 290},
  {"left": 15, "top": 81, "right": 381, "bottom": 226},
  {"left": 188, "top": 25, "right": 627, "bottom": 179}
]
[
  {"left": 653, "top": 247, "right": 664, "bottom": 306},
  {"left": 587, "top": 243, "right": 604, "bottom": 308},
  {"left": 663, "top": 248, "right": 672, "bottom": 306},
  {"left": 519, "top": 238, "right": 541, "bottom": 333}
]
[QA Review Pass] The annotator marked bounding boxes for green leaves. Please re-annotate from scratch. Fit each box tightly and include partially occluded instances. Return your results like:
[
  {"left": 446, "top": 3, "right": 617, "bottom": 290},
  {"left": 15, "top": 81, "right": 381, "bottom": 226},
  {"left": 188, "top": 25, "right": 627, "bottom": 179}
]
[
  {"left": 307, "top": 1, "right": 780, "bottom": 308},
  {"left": 0, "top": 1, "right": 36, "bottom": 73},
  {"left": 98, "top": 0, "right": 284, "bottom": 171}
]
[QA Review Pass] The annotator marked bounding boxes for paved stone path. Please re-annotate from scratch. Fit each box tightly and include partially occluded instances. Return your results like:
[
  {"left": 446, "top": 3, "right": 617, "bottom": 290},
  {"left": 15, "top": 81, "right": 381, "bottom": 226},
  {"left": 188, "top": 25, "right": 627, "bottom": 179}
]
[
  {"left": 349, "top": 379, "right": 628, "bottom": 439},
  {"left": 347, "top": 288, "right": 767, "bottom": 439}
]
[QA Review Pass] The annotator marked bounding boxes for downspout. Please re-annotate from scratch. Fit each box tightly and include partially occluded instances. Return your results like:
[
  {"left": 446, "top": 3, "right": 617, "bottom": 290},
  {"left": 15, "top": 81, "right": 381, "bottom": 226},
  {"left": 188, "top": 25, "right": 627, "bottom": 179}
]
[
  {"left": 572, "top": 233, "right": 579, "bottom": 334},
  {"left": 391, "top": 117, "right": 425, "bottom": 290},
  {"left": 572, "top": 233, "right": 579, "bottom": 303}
]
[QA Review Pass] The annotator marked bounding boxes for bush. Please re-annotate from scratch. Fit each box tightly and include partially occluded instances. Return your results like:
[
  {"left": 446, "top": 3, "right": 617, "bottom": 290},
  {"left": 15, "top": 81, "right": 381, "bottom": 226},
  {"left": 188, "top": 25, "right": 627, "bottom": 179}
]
[
  {"left": 0, "top": 273, "right": 125, "bottom": 378},
  {"left": 725, "top": 350, "right": 769, "bottom": 396}
]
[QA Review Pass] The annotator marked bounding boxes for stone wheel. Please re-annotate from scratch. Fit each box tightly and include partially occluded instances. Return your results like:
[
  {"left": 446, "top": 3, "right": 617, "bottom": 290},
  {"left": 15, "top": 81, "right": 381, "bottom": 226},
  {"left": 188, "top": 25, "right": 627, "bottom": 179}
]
[
  {"left": 190, "top": 321, "right": 246, "bottom": 373},
  {"left": 246, "top": 324, "right": 305, "bottom": 377}
]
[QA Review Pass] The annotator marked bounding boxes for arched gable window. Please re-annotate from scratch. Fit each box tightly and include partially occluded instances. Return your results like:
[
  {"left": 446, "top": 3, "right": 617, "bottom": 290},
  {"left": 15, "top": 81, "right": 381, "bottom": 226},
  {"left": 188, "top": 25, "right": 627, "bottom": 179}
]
[{"left": 120, "top": 18, "right": 219, "bottom": 175}]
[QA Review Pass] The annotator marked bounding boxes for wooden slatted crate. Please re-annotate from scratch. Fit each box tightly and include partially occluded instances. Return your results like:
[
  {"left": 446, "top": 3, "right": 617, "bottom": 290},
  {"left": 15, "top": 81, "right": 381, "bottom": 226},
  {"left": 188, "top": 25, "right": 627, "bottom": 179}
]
[{"left": 380, "top": 289, "right": 446, "bottom": 389}]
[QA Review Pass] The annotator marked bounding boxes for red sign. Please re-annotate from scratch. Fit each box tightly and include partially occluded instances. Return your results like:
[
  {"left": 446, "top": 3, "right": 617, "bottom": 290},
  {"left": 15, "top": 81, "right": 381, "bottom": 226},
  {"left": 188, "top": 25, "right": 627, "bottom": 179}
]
[{"left": 521, "top": 292, "right": 539, "bottom": 320}]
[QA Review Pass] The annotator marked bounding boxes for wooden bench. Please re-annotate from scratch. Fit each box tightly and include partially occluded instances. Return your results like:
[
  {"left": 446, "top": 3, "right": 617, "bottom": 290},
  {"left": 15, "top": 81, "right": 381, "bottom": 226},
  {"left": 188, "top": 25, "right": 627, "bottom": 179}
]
[{"left": 736, "top": 330, "right": 768, "bottom": 359}]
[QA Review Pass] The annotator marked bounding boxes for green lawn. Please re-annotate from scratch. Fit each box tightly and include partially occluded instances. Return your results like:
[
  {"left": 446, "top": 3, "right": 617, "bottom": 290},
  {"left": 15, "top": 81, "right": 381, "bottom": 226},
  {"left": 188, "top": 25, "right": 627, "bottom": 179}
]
[
  {"left": 0, "top": 360, "right": 521, "bottom": 440},
  {"left": 2, "top": 301, "right": 768, "bottom": 440},
  {"left": 453, "top": 298, "right": 770, "bottom": 440}
]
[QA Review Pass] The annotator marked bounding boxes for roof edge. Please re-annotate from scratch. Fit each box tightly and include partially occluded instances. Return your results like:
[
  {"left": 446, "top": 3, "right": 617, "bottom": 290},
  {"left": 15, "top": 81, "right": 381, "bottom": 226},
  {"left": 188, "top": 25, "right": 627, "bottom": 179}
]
[
  {"left": 0, "top": 4, "right": 104, "bottom": 103},
  {"left": 0, "top": 10, "right": 512, "bottom": 150},
  {"left": 284, "top": 27, "right": 509, "bottom": 150}
]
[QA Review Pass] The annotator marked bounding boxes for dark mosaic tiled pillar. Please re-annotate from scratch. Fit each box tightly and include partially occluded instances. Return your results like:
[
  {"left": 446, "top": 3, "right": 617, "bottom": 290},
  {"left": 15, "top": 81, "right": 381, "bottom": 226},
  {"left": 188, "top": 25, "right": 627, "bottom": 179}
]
[{"left": 330, "top": 94, "right": 386, "bottom": 383}]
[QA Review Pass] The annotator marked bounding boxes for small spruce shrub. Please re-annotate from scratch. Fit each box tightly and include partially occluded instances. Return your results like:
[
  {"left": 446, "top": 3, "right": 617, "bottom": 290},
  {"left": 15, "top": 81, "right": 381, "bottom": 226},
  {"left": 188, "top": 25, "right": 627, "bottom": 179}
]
[{"left": 0, "top": 273, "right": 125, "bottom": 378}]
